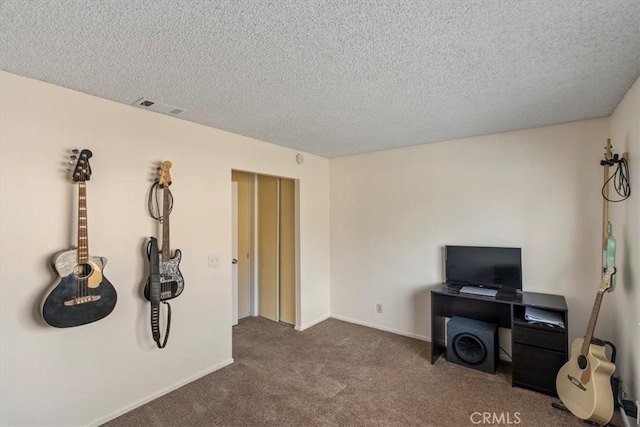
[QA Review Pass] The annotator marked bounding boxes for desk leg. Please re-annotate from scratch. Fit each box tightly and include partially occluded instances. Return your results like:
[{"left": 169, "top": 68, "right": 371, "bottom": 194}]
[{"left": 431, "top": 314, "right": 445, "bottom": 364}]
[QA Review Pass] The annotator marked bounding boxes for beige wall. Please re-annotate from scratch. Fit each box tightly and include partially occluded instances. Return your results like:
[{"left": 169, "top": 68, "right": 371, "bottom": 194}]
[
  {"left": 609, "top": 76, "right": 639, "bottom": 398},
  {"left": 0, "top": 72, "right": 330, "bottom": 426},
  {"left": 330, "top": 118, "right": 611, "bottom": 349}
]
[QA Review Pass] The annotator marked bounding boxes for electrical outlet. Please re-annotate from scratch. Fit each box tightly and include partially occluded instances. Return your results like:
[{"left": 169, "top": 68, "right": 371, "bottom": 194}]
[
  {"left": 376, "top": 304, "right": 383, "bottom": 314},
  {"left": 208, "top": 255, "right": 220, "bottom": 268}
]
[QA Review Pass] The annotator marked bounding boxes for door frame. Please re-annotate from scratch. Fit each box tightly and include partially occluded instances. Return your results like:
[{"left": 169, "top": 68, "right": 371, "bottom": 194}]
[
  {"left": 232, "top": 181, "right": 239, "bottom": 326},
  {"left": 232, "top": 170, "right": 300, "bottom": 328}
]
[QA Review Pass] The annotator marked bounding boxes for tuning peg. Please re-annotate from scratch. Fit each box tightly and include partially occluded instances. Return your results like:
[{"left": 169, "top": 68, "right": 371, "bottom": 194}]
[
  {"left": 68, "top": 160, "right": 75, "bottom": 164},
  {"left": 72, "top": 149, "right": 79, "bottom": 154},
  {"left": 70, "top": 155, "right": 77, "bottom": 160}
]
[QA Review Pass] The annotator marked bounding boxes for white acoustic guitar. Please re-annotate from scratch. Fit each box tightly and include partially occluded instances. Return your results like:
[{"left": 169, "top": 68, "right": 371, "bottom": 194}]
[{"left": 556, "top": 267, "right": 616, "bottom": 425}]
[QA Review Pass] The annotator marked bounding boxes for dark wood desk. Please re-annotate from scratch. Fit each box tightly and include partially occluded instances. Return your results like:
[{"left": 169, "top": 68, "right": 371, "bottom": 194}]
[{"left": 431, "top": 285, "right": 568, "bottom": 395}]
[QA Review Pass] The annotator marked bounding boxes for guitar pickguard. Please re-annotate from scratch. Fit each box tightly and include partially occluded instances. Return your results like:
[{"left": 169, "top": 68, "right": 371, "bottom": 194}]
[
  {"left": 159, "top": 250, "right": 184, "bottom": 295},
  {"left": 144, "top": 249, "right": 184, "bottom": 301},
  {"left": 51, "top": 249, "right": 107, "bottom": 277}
]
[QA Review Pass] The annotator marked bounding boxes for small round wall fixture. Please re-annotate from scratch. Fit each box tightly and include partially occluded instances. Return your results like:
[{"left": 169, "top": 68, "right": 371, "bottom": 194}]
[{"left": 296, "top": 153, "right": 304, "bottom": 164}]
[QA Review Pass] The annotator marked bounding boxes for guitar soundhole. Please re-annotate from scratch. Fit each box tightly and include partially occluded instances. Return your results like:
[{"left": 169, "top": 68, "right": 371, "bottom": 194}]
[
  {"left": 73, "top": 263, "right": 93, "bottom": 279},
  {"left": 577, "top": 354, "right": 588, "bottom": 370}
]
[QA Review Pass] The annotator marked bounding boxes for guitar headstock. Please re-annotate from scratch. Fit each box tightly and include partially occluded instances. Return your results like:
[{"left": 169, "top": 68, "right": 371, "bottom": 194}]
[
  {"left": 157, "top": 161, "right": 173, "bottom": 188},
  {"left": 598, "top": 266, "right": 616, "bottom": 293},
  {"left": 69, "top": 149, "right": 93, "bottom": 182},
  {"left": 604, "top": 139, "right": 613, "bottom": 161}
]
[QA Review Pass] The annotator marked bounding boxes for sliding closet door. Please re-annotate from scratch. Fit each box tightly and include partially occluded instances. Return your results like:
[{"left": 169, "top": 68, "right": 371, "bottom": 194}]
[
  {"left": 279, "top": 178, "right": 296, "bottom": 325},
  {"left": 258, "top": 175, "right": 278, "bottom": 321}
]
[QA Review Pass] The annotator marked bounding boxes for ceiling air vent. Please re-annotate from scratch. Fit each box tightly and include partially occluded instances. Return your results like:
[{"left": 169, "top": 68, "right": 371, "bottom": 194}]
[{"left": 134, "top": 98, "right": 185, "bottom": 115}]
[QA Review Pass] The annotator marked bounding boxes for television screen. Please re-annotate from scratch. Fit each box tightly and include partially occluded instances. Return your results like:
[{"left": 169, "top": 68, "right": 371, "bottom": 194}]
[{"left": 445, "top": 246, "right": 522, "bottom": 291}]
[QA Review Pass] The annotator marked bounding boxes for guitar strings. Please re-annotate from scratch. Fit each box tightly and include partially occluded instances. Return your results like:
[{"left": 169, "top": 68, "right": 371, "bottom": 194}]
[
  {"left": 77, "top": 175, "right": 82, "bottom": 300},
  {"left": 79, "top": 165, "right": 89, "bottom": 300},
  {"left": 81, "top": 168, "right": 86, "bottom": 299},
  {"left": 82, "top": 166, "right": 87, "bottom": 300}
]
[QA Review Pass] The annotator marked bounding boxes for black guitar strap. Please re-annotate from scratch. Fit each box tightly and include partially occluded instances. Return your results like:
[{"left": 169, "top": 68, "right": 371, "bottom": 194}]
[{"left": 148, "top": 237, "right": 171, "bottom": 348}]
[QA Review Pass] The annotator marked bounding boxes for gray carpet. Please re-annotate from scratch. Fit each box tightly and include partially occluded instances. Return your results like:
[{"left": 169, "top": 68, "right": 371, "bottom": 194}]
[{"left": 105, "top": 317, "right": 612, "bottom": 426}]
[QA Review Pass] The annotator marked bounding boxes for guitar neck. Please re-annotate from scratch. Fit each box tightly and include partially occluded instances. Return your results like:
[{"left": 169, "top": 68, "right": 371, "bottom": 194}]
[
  {"left": 602, "top": 167, "right": 610, "bottom": 251},
  {"left": 77, "top": 182, "right": 89, "bottom": 263},
  {"left": 602, "top": 138, "right": 611, "bottom": 251},
  {"left": 581, "top": 291, "right": 604, "bottom": 355},
  {"left": 161, "top": 186, "right": 170, "bottom": 262}
]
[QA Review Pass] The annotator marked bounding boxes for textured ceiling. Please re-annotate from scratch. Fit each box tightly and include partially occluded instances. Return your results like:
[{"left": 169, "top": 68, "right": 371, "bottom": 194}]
[{"left": 1, "top": 1, "right": 639, "bottom": 158}]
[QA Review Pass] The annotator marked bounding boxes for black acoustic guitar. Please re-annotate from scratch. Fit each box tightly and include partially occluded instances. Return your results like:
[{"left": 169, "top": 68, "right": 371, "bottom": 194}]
[{"left": 41, "top": 149, "right": 117, "bottom": 328}]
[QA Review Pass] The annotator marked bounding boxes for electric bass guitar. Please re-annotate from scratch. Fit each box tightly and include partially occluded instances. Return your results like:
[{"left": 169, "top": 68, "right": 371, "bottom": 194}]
[
  {"left": 144, "top": 161, "right": 184, "bottom": 303},
  {"left": 556, "top": 267, "right": 616, "bottom": 426},
  {"left": 602, "top": 139, "right": 617, "bottom": 291},
  {"left": 42, "top": 149, "right": 117, "bottom": 328}
]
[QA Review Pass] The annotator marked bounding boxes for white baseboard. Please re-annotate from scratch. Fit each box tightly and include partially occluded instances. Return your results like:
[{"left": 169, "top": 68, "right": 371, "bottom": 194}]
[
  {"left": 330, "top": 314, "right": 430, "bottom": 342},
  {"left": 90, "top": 358, "right": 235, "bottom": 427},
  {"left": 295, "top": 314, "right": 331, "bottom": 331}
]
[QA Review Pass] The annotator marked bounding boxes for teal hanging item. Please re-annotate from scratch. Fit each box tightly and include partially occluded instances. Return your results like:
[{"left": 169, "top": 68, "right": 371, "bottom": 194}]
[{"left": 605, "top": 222, "right": 616, "bottom": 292}]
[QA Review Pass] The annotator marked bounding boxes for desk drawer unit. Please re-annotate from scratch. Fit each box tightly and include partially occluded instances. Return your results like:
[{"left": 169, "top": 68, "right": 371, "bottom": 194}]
[
  {"left": 511, "top": 317, "right": 568, "bottom": 396},
  {"left": 513, "top": 343, "right": 566, "bottom": 396},
  {"left": 512, "top": 324, "right": 565, "bottom": 352}
]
